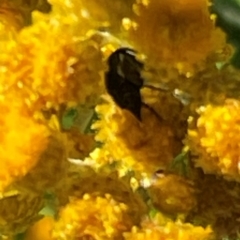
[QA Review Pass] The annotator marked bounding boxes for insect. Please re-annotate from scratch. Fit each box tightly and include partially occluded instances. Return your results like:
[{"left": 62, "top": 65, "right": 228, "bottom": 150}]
[
  {"left": 105, "top": 47, "right": 147, "bottom": 120},
  {"left": 105, "top": 47, "right": 163, "bottom": 121}
]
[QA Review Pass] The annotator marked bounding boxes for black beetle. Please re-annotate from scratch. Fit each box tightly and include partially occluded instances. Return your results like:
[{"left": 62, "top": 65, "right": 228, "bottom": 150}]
[
  {"left": 105, "top": 47, "right": 164, "bottom": 121},
  {"left": 105, "top": 48, "right": 144, "bottom": 120}
]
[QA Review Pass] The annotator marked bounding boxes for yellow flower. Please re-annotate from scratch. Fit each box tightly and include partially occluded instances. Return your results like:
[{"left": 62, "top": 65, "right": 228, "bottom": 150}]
[
  {"left": 92, "top": 99, "right": 176, "bottom": 176},
  {"left": 187, "top": 99, "right": 240, "bottom": 181},
  {"left": 52, "top": 194, "right": 134, "bottom": 240},
  {"left": 124, "top": 213, "right": 214, "bottom": 240},
  {"left": 0, "top": 3, "right": 105, "bottom": 114},
  {"left": 66, "top": 170, "right": 147, "bottom": 225},
  {"left": 0, "top": 102, "right": 49, "bottom": 192},
  {"left": 125, "top": 0, "right": 226, "bottom": 73}
]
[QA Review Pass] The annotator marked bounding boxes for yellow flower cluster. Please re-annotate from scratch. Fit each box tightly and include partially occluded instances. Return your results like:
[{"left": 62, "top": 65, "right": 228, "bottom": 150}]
[
  {"left": 124, "top": 213, "right": 213, "bottom": 240},
  {"left": 124, "top": 0, "right": 226, "bottom": 73},
  {"left": 65, "top": 169, "right": 147, "bottom": 224},
  {"left": 52, "top": 194, "right": 133, "bottom": 240},
  {"left": 0, "top": 0, "right": 107, "bottom": 194},
  {"left": 25, "top": 211, "right": 215, "bottom": 240},
  {"left": 1, "top": 0, "right": 240, "bottom": 239},
  {"left": 92, "top": 99, "right": 176, "bottom": 176},
  {"left": 0, "top": 0, "right": 108, "bottom": 233},
  {"left": 187, "top": 99, "right": 240, "bottom": 181},
  {"left": 0, "top": 12, "right": 104, "bottom": 113},
  {"left": 26, "top": 209, "right": 214, "bottom": 240}
]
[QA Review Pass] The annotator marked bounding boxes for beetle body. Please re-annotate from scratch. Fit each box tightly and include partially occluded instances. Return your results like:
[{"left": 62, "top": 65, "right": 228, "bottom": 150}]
[{"left": 105, "top": 48, "right": 144, "bottom": 120}]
